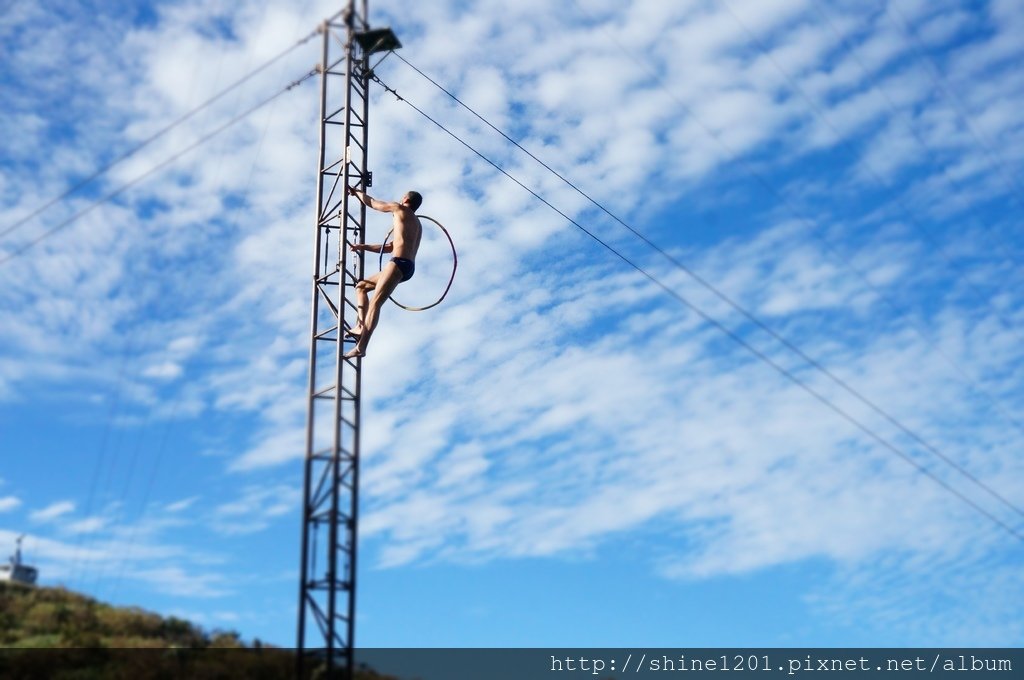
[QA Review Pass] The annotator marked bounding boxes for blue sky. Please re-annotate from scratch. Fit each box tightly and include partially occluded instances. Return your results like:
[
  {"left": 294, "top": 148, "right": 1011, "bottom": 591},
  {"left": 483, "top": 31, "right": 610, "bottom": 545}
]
[{"left": 1, "top": 0, "right": 1023, "bottom": 648}]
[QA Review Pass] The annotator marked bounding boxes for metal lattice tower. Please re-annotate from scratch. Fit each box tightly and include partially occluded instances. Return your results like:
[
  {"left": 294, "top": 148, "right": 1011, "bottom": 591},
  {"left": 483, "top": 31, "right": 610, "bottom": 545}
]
[{"left": 297, "top": 2, "right": 399, "bottom": 676}]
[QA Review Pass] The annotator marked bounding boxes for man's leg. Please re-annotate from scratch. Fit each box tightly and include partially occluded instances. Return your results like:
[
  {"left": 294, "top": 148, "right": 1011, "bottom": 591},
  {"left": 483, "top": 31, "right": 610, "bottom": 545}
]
[
  {"left": 350, "top": 271, "right": 381, "bottom": 336},
  {"left": 345, "top": 263, "right": 404, "bottom": 358}
]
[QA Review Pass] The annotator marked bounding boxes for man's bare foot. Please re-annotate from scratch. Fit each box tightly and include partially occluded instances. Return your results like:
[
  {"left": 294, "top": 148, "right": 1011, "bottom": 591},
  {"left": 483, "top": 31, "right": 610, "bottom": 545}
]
[
  {"left": 344, "top": 347, "right": 365, "bottom": 359},
  {"left": 345, "top": 325, "right": 364, "bottom": 339}
]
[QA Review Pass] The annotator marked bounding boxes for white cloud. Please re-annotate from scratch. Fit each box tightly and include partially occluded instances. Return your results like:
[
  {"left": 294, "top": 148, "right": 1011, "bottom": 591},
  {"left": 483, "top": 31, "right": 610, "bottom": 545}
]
[
  {"left": 142, "top": 361, "right": 184, "bottom": 380},
  {"left": 66, "top": 516, "right": 109, "bottom": 535},
  {"left": 808, "top": 544, "right": 1024, "bottom": 645},
  {"left": 165, "top": 496, "right": 200, "bottom": 513},
  {"left": 168, "top": 335, "right": 203, "bottom": 356},
  {"left": 131, "top": 565, "right": 232, "bottom": 598},
  {"left": 0, "top": 496, "right": 21, "bottom": 513},
  {"left": 211, "top": 483, "right": 301, "bottom": 535},
  {"left": 30, "top": 500, "right": 76, "bottom": 523},
  {"left": 228, "top": 411, "right": 306, "bottom": 472}
]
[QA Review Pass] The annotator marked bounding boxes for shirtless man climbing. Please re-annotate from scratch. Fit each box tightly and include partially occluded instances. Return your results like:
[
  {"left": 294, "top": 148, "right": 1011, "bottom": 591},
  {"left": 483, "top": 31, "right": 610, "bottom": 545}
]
[{"left": 344, "top": 186, "right": 423, "bottom": 359}]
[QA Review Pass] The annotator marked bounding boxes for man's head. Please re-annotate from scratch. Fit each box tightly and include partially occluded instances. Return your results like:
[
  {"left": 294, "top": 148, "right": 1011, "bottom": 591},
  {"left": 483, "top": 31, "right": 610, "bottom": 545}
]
[{"left": 401, "top": 191, "right": 423, "bottom": 212}]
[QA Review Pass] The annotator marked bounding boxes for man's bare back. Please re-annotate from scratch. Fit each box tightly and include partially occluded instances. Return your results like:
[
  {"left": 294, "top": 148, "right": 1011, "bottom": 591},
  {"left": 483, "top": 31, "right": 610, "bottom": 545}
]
[{"left": 389, "top": 202, "right": 422, "bottom": 261}]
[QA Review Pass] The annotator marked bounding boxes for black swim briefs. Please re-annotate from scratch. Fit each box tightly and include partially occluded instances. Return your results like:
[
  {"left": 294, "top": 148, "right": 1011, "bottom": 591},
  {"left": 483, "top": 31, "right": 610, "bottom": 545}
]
[{"left": 391, "top": 256, "right": 415, "bottom": 281}]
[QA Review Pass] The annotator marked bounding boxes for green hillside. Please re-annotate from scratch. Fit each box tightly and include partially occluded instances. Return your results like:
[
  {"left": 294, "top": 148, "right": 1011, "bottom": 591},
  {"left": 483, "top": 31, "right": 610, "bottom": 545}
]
[
  {"left": 0, "top": 580, "right": 245, "bottom": 648},
  {"left": 0, "top": 581, "right": 395, "bottom": 678}
]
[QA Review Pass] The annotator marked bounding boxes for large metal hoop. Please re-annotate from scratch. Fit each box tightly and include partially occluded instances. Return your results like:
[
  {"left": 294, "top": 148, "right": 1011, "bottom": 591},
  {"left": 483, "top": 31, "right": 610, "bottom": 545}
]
[{"left": 377, "top": 214, "right": 457, "bottom": 311}]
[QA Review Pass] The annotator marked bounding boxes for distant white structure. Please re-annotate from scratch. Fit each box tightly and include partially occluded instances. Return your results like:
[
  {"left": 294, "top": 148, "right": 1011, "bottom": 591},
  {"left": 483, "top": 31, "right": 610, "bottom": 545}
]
[{"left": 0, "top": 535, "right": 38, "bottom": 586}]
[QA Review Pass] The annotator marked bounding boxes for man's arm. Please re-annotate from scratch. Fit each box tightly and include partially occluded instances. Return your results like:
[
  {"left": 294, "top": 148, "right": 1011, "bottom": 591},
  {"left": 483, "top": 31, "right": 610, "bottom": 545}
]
[
  {"left": 348, "top": 187, "right": 399, "bottom": 213},
  {"left": 351, "top": 242, "right": 394, "bottom": 254}
]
